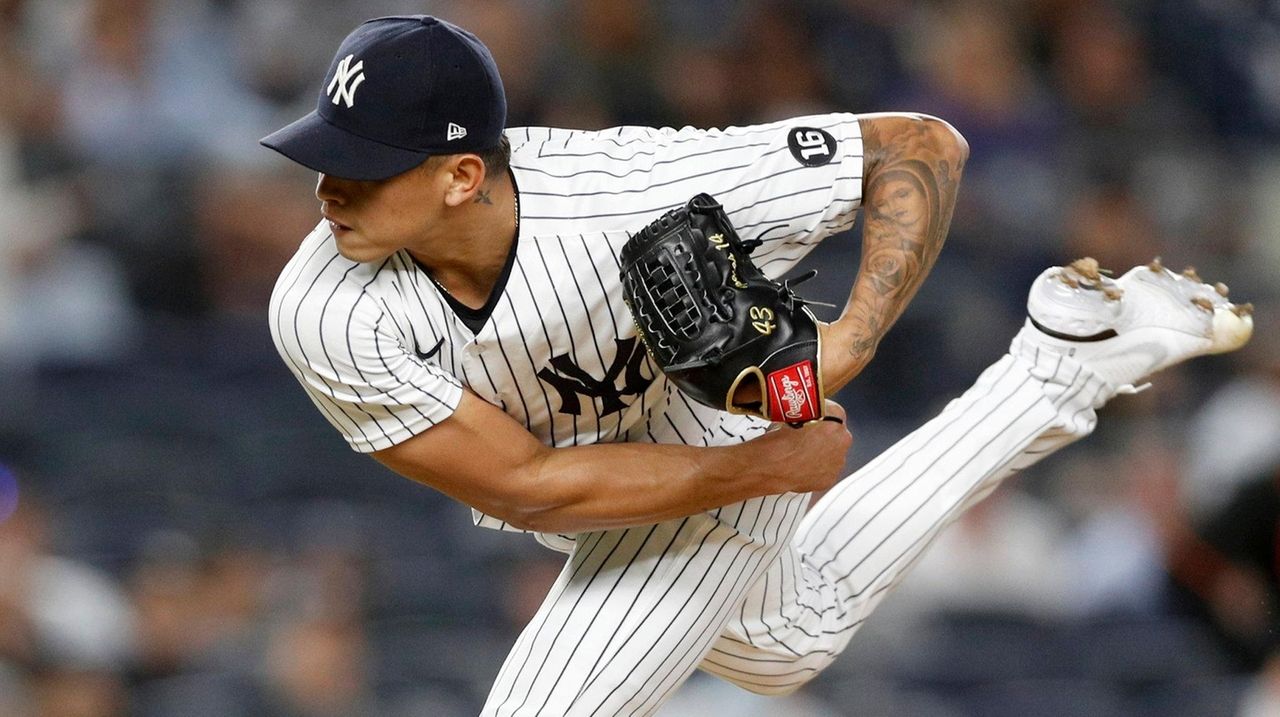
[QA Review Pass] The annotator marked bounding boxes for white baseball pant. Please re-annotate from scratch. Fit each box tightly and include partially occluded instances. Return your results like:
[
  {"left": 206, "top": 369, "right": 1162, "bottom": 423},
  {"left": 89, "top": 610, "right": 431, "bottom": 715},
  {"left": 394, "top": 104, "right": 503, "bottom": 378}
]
[{"left": 482, "top": 334, "right": 1107, "bottom": 716}]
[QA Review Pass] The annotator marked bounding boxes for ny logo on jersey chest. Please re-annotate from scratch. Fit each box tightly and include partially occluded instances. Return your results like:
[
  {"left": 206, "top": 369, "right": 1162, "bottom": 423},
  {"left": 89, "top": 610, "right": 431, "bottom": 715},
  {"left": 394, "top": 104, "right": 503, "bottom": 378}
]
[{"left": 537, "top": 337, "right": 653, "bottom": 416}]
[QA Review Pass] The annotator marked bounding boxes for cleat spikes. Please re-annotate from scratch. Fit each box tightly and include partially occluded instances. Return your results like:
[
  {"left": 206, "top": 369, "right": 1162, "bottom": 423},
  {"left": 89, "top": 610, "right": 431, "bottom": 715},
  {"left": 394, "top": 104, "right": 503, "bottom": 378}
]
[
  {"left": 1025, "top": 257, "right": 1254, "bottom": 392},
  {"left": 1215, "top": 282, "right": 1230, "bottom": 297},
  {"left": 1057, "top": 257, "right": 1116, "bottom": 292},
  {"left": 1068, "top": 257, "right": 1102, "bottom": 281},
  {"left": 1182, "top": 266, "right": 1202, "bottom": 282}
]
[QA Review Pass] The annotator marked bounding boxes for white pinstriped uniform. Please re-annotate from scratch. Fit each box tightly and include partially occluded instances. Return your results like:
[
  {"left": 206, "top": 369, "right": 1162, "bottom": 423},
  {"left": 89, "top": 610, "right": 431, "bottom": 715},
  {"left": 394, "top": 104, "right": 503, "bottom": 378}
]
[{"left": 269, "top": 113, "right": 1109, "bottom": 714}]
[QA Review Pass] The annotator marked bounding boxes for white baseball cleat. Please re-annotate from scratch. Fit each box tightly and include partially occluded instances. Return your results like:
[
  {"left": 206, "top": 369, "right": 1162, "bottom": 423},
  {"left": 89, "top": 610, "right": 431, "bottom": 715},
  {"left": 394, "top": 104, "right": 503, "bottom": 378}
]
[{"left": 1020, "top": 257, "right": 1254, "bottom": 390}]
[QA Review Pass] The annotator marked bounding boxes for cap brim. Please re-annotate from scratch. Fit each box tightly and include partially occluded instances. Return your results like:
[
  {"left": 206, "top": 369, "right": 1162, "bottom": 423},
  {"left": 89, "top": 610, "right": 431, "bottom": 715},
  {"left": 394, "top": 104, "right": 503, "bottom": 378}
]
[{"left": 260, "top": 111, "right": 431, "bottom": 181}]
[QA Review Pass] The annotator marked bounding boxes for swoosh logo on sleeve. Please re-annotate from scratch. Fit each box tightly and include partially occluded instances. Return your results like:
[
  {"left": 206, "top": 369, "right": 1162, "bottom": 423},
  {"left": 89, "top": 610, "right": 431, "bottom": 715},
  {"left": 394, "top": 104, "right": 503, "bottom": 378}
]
[{"left": 415, "top": 337, "right": 445, "bottom": 362}]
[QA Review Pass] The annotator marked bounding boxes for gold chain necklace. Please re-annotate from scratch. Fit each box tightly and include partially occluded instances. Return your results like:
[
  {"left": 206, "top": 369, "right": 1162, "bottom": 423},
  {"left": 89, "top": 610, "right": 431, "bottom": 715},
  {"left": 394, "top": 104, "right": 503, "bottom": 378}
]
[
  {"left": 428, "top": 184, "right": 518, "bottom": 303},
  {"left": 512, "top": 183, "right": 520, "bottom": 237}
]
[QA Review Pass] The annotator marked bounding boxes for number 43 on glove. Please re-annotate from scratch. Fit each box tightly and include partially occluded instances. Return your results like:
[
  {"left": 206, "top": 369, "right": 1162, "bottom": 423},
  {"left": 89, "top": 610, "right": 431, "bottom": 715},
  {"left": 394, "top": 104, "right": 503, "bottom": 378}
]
[{"left": 620, "top": 193, "right": 828, "bottom": 424}]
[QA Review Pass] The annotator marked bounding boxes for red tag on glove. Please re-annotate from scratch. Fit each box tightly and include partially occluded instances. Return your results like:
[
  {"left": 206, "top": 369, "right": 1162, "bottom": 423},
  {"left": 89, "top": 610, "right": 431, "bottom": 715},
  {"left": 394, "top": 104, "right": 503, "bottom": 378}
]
[{"left": 765, "top": 360, "right": 821, "bottom": 423}]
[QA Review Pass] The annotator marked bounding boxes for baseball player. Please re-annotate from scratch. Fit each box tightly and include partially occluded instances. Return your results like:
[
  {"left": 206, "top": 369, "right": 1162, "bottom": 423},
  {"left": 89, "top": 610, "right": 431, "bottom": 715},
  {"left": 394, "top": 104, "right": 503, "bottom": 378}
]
[{"left": 260, "top": 16, "right": 1253, "bottom": 716}]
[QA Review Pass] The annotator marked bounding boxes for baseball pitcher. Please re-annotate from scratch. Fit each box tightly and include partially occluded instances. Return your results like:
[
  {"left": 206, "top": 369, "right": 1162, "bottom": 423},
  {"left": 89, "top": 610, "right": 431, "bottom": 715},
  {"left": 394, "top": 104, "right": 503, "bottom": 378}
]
[{"left": 260, "top": 16, "right": 1253, "bottom": 715}]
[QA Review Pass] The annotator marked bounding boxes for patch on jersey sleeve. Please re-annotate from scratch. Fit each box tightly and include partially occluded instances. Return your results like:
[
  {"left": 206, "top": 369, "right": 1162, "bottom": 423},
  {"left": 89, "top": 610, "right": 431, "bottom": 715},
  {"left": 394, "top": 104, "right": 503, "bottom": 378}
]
[{"left": 786, "top": 127, "right": 837, "bottom": 167}]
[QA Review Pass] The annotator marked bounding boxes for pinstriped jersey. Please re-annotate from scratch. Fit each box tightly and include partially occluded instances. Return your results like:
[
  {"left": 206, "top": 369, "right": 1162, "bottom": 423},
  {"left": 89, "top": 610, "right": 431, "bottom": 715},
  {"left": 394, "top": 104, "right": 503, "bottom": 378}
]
[{"left": 269, "top": 113, "right": 865, "bottom": 529}]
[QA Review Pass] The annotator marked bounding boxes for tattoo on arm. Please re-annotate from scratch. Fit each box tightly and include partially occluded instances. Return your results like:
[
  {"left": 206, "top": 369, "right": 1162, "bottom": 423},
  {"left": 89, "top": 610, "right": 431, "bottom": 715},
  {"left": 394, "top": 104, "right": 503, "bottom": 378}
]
[
  {"left": 474, "top": 189, "right": 493, "bottom": 205},
  {"left": 843, "top": 116, "right": 966, "bottom": 363}
]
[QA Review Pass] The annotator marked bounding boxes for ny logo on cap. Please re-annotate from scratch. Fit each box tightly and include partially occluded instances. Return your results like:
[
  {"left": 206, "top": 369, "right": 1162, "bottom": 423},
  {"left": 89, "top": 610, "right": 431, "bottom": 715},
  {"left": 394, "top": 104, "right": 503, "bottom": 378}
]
[
  {"left": 447, "top": 122, "right": 468, "bottom": 141},
  {"left": 327, "top": 54, "right": 366, "bottom": 109}
]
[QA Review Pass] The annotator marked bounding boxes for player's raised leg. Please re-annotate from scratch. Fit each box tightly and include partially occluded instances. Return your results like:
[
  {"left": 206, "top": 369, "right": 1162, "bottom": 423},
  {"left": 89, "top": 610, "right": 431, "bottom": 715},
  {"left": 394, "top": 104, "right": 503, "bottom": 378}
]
[
  {"left": 481, "top": 492, "right": 814, "bottom": 716},
  {"left": 701, "top": 257, "right": 1253, "bottom": 694}
]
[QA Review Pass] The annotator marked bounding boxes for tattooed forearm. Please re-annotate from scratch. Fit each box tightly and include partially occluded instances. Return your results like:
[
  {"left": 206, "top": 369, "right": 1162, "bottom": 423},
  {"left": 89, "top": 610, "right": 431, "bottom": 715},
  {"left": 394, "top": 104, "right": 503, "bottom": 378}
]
[
  {"left": 847, "top": 310, "right": 882, "bottom": 357},
  {"left": 837, "top": 115, "right": 967, "bottom": 375}
]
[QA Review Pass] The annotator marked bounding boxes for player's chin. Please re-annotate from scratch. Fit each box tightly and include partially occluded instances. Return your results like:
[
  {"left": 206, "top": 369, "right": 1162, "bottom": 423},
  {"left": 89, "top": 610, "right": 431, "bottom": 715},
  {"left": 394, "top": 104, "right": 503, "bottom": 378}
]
[{"left": 333, "top": 234, "right": 394, "bottom": 264}]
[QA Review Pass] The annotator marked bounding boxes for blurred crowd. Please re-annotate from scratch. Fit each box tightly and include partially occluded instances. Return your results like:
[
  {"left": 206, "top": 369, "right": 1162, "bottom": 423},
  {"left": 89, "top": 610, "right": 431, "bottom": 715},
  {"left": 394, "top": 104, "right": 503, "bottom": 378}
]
[{"left": 1, "top": 0, "right": 1279, "bottom": 715}]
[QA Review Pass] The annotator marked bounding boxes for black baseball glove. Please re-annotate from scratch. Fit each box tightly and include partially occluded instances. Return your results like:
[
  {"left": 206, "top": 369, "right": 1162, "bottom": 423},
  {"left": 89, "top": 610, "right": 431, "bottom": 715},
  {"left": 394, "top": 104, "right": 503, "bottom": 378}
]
[{"left": 620, "top": 193, "right": 826, "bottom": 424}]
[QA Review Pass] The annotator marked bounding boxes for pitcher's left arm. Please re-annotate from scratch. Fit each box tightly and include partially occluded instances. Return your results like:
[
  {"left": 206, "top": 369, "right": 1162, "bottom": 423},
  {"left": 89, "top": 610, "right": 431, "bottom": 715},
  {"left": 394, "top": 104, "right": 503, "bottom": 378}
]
[{"left": 821, "top": 113, "right": 969, "bottom": 391}]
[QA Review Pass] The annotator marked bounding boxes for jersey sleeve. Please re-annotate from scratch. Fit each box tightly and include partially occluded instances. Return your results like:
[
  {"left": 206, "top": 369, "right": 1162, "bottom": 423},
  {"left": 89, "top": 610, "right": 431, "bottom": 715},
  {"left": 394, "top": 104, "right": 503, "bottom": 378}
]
[
  {"left": 508, "top": 114, "right": 864, "bottom": 280},
  {"left": 714, "top": 115, "right": 864, "bottom": 279},
  {"left": 269, "top": 254, "right": 464, "bottom": 454}
]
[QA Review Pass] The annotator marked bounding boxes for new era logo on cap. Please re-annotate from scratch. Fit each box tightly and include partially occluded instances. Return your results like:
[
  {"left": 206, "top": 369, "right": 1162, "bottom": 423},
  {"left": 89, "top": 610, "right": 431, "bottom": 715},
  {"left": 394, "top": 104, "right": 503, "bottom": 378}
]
[
  {"left": 327, "top": 54, "right": 366, "bottom": 108},
  {"left": 447, "top": 122, "right": 467, "bottom": 141}
]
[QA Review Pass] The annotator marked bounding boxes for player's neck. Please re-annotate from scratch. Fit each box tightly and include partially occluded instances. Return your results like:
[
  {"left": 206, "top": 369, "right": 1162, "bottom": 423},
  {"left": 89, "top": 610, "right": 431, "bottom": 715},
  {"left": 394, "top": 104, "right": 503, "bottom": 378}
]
[{"left": 408, "top": 171, "right": 518, "bottom": 309}]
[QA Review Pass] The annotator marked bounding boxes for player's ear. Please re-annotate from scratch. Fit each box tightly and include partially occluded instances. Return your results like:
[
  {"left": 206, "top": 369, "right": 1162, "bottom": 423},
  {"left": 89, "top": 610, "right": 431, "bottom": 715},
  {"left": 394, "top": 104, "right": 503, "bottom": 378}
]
[{"left": 441, "top": 154, "right": 488, "bottom": 207}]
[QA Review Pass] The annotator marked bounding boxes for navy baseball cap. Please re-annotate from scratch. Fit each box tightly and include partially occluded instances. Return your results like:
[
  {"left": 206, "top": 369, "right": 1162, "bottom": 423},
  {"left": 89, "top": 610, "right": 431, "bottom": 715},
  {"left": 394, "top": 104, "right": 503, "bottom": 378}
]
[{"left": 261, "top": 15, "right": 507, "bottom": 181}]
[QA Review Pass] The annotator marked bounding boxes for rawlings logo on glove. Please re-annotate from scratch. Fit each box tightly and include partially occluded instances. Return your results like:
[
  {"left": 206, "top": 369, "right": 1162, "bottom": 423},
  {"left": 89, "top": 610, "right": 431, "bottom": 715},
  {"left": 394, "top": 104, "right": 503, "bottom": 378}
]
[
  {"left": 770, "top": 362, "right": 819, "bottom": 422},
  {"left": 619, "top": 193, "right": 826, "bottom": 424}
]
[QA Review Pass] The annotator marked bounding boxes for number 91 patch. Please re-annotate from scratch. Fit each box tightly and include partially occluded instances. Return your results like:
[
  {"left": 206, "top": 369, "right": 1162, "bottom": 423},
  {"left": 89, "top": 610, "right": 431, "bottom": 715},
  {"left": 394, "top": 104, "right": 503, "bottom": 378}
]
[{"left": 786, "top": 127, "right": 837, "bottom": 167}]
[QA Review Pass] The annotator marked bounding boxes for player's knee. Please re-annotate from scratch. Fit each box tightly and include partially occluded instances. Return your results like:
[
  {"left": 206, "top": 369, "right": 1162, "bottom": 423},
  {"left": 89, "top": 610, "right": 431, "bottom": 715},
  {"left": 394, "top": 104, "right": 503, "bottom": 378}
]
[
  {"left": 737, "top": 678, "right": 812, "bottom": 697},
  {"left": 708, "top": 664, "right": 825, "bottom": 697}
]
